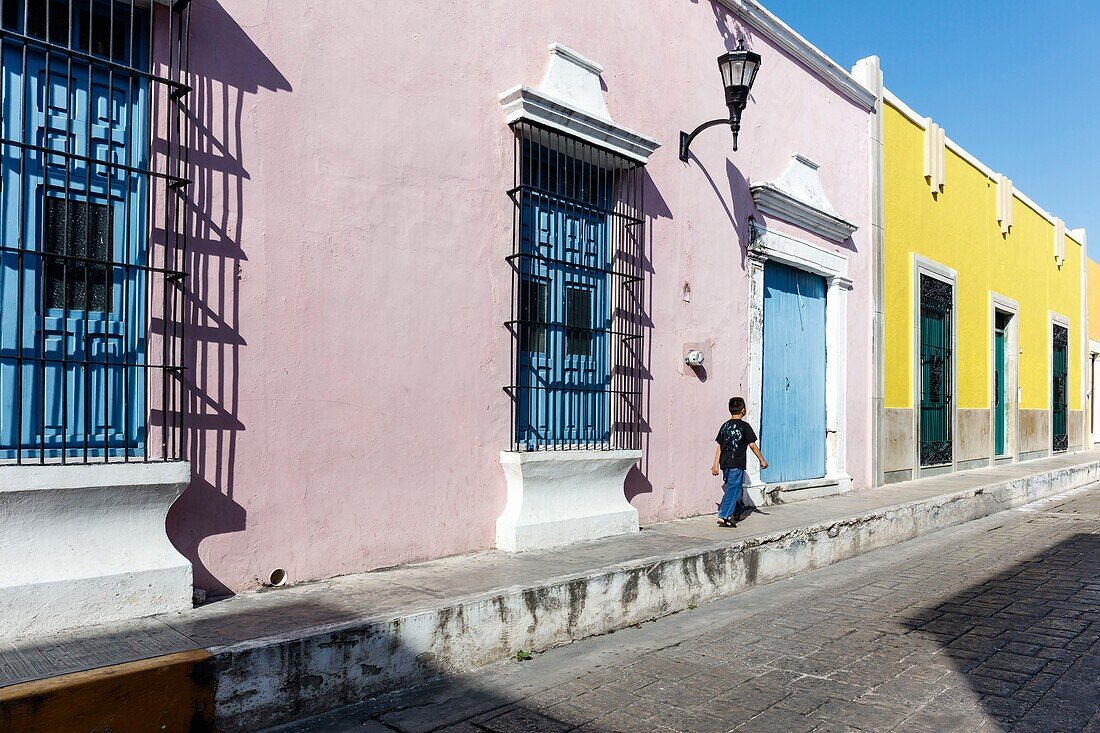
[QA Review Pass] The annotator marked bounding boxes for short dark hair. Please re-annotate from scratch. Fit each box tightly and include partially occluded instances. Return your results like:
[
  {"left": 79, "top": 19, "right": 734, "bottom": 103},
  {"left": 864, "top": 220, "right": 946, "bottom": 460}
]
[{"left": 729, "top": 396, "right": 746, "bottom": 414}]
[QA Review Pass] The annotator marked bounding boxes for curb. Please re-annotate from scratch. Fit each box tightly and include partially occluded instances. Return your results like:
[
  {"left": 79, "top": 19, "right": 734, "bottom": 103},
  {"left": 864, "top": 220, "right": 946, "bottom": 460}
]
[
  {"left": 212, "top": 459, "right": 1100, "bottom": 729},
  {"left": 0, "top": 649, "right": 215, "bottom": 732}
]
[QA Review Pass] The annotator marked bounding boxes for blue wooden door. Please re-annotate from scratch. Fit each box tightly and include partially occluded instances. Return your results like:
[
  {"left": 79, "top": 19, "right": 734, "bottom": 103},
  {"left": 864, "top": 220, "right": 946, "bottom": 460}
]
[
  {"left": 0, "top": 4, "right": 148, "bottom": 458},
  {"left": 516, "top": 146, "right": 609, "bottom": 448},
  {"left": 760, "top": 261, "right": 826, "bottom": 482}
]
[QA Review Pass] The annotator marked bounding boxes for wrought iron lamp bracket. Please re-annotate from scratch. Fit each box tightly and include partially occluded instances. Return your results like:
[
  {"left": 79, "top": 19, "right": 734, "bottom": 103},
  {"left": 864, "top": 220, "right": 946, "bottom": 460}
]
[{"left": 679, "top": 116, "right": 740, "bottom": 162}]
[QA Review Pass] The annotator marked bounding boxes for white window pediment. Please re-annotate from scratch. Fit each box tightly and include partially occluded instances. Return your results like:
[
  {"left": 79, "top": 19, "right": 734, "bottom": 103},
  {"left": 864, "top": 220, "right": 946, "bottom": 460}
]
[
  {"left": 498, "top": 44, "right": 660, "bottom": 164},
  {"left": 750, "top": 154, "right": 858, "bottom": 243}
]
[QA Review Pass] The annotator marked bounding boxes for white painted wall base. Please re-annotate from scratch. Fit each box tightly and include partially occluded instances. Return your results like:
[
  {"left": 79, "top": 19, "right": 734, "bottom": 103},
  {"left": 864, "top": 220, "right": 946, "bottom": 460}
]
[
  {"left": 496, "top": 450, "right": 640, "bottom": 552},
  {"left": 0, "top": 461, "right": 192, "bottom": 638}
]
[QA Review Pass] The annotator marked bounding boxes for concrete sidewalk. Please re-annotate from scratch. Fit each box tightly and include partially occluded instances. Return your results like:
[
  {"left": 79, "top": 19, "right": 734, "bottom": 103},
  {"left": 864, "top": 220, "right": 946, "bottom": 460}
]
[{"left": 3, "top": 451, "right": 1100, "bottom": 730}]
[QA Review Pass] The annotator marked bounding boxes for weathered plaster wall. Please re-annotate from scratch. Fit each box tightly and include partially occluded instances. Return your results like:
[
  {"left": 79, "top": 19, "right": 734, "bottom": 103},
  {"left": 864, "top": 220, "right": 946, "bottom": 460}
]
[
  {"left": 956, "top": 409, "right": 991, "bottom": 463},
  {"left": 167, "top": 0, "right": 873, "bottom": 593},
  {"left": 1019, "top": 410, "right": 1052, "bottom": 456},
  {"left": 882, "top": 408, "right": 913, "bottom": 473}
]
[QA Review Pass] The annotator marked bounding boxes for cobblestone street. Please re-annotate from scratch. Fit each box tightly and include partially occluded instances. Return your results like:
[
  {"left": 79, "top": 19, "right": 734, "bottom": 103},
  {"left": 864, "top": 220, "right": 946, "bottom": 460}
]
[{"left": 278, "top": 485, "right": 1100, "bottom": 733}]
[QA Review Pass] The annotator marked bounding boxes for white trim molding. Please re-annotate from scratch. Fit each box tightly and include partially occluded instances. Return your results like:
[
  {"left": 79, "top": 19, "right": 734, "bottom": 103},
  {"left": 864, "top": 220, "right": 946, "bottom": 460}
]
[
  {"left": 1053, "top": 218, "right": 1066, "bottom": 268},
  {"left": 923, "top": 119, "right": 946, "bottom": 193},
  {"left": 496, "top": 450, "right": 641, "bottom": 552},
  {"left": 911, "top": 255, "right": 958, "bottom": 477},
  {"left": 996, "top": 175, "right": 1014, "bottom": 234},
  {"left": 714, "top": 0, "right": 876, "bottom": 110},
  {"left": 1089, "top": 339, "right": 1100, "bottom": 447},
  {"left": 852, "top": 55, "right": 887, "bottom": 486},
  {"left": 989, "top": 293, "right": 1020, "bottom": 464},
  {"left": 1050, "top": 311, "right": 1071, "bottom": 453},
  {"left": 498, "top": 44, "right": 660, "bottom": 163},
  {"left": 749, "top": 154, "right": 858, "bottom": 243},
  {"left": 0, "top": 461, "right": 192, "bottom": 638},
  {"left": 1079, "top": 229, "right": 1089, "bottom": 444},
  {"left": 744, "top": 226, "right": 852, "bottom": 505}
]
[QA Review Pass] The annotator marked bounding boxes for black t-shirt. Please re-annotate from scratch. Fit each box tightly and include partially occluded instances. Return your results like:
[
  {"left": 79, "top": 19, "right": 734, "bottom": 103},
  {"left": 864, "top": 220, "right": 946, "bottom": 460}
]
[{"left": 715, "top": 418, "right": 757, "bottom": 470}]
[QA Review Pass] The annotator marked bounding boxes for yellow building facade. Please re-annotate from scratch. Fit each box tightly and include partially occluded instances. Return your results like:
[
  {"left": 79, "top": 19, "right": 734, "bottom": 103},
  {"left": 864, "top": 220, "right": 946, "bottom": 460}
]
[{"left": 878, "top": 92, "right": 1086, "bottom": 483}]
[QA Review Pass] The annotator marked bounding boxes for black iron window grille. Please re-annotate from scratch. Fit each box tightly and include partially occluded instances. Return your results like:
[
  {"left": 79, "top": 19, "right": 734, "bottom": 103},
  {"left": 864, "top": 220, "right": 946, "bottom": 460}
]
[
  {"left": 919, "top": 274, "right": 953, "bottom": 467},
  {"left": 1052, "top": 324, "right": 1068, "bottom": 453},
  {"left": 506, "top": 122, "right": 645, "bottom": 451},
  {"left": 0, "top": 0, "right": 190, "bottom": 463}
]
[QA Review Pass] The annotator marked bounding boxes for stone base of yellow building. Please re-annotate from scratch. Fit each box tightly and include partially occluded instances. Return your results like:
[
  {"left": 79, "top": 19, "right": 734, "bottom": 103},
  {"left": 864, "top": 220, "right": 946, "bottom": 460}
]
[{"left": 881, "top": 408, "right": 1086, "bottom": 484}]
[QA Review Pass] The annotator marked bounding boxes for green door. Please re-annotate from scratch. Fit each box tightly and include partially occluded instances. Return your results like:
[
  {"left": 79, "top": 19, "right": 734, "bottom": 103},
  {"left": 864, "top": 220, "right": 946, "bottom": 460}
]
[
  {"left": 1053, "top": 325, "right": 1068, "bottom": 452},
  {"left": 919, "top": 274, "right": 953, "bottom": 466},
  {"left": 994, "top": 324, "right": 1006, "bottom": 456}
]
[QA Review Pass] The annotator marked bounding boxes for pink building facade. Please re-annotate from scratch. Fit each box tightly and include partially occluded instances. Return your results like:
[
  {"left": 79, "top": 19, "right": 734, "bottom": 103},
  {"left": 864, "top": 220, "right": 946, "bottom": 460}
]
[
  {"left": 167, "top": 0, "right": 875, "bottom": 596},
  {"left": 0, "top": 0, "right": 878, "bottom": 634}
]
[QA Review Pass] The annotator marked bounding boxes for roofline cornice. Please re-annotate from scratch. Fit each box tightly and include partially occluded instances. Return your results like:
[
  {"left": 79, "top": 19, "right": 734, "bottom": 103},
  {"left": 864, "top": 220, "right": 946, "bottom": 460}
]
[{"left": 713, "top": 0, "right": 877, "bottom": 111}]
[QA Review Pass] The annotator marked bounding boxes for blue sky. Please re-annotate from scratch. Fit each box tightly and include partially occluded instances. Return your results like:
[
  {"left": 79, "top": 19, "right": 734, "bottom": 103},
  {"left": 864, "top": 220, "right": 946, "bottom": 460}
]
[{"left": 766, "top": 0, "right": 1100, "bottom": 261}]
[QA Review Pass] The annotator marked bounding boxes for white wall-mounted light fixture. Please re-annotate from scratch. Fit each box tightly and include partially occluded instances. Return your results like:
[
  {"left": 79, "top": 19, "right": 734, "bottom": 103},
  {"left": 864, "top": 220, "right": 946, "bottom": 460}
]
[{"left": 684, "top": 349, "right": 706, "bottom": 367}]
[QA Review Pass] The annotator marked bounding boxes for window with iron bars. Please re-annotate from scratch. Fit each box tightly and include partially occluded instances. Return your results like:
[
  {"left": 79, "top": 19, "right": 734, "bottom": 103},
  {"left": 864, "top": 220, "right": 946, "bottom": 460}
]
[
  {"left": 506, "top": 122, "right": 645, "bottom": 451},
  {"left": 0, "top": 0, "right": 190, "bottom": 463}
]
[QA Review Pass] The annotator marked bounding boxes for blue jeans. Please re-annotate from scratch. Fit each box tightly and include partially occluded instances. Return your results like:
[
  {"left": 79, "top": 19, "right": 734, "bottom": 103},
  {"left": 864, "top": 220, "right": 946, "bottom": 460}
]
[{"left": 718, "top": 467, "right": 745, "bottom": 520}]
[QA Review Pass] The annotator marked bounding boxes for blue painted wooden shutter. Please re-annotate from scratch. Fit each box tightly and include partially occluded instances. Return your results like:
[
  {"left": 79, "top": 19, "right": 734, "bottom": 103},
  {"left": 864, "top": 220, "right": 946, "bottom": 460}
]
[
  {"left": 0, "top": 4, "right": 148, "bottom": 458},
  {"left": 516, "top": 141, "right": 610, "bottom": 449}
]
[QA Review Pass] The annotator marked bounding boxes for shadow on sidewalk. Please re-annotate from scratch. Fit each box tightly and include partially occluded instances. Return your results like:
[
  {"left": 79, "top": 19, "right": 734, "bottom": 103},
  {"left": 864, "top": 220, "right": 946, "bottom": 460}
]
[{"left": 0, "top": 594, "right": 617, "bottom": 732}]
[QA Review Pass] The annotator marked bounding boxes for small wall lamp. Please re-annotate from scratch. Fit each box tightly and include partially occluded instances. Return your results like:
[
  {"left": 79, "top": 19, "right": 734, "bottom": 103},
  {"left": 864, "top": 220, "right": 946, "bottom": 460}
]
[{"left": 679, "top": 40, "right": 762, "bottom": 161}]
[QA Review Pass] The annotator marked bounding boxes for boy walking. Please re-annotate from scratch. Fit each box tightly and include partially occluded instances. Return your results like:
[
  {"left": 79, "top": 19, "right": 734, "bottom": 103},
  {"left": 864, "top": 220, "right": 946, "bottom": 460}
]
[{"left": 711, "top": 397, "right": 767, "bottom": 527}]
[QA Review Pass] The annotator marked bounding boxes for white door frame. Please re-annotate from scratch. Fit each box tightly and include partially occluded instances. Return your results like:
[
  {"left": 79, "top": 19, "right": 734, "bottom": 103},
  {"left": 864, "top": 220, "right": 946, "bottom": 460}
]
[
  {"left": 911, "top": 255, "right": 958, "bottom": 476},
  {"left": 745, "top": 226, "right": 852, "bottom": 502},
  {"left": 989, "top": 293, "right": 1019, "bottom": 463},
  {"left": 1050, "top": 311, "right": 1071, "bottom": 453},
  {"left": 1090, "top": 339, "right": 1100, "bottom": 447}
]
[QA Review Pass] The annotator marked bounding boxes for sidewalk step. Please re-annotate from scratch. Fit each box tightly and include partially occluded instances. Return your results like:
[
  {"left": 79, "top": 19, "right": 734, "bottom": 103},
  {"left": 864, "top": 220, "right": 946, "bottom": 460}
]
[
  {"left": 208, "top": 455, "right": 1100, "bottom": 729},
  {"left": 0, "top": 650, "right": 214, "bottom": 732},
  {"left": 2, "top": 452, "right": 1098, "bottom": 731}
]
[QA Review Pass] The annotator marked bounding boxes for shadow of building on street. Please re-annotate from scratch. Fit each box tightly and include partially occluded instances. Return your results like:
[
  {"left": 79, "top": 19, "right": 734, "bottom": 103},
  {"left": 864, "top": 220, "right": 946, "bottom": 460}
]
[{"left": 901, "top": 532, "right": 1100, "bottom": 732}]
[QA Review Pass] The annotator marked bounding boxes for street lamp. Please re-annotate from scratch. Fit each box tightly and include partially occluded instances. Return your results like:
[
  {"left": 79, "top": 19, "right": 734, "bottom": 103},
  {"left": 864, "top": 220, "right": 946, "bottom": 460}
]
[{"left": 679, "top": 41, "right": 762, "bottom": 161}]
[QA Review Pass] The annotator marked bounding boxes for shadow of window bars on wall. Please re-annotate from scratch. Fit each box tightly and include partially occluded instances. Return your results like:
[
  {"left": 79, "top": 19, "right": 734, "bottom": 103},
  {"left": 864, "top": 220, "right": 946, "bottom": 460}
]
[
  {"left": 0, "top": 0, "right": 190, "bottom": 463},
  {"left": 505, "top": 122, "right": 646, "bottom": 452}
]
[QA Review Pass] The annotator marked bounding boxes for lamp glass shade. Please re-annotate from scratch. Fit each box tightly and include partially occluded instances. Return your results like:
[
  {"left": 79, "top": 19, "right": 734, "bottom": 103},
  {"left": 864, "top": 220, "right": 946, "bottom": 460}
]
[{"left": 718, "top": 49, "right": 761, "bottom": 89}]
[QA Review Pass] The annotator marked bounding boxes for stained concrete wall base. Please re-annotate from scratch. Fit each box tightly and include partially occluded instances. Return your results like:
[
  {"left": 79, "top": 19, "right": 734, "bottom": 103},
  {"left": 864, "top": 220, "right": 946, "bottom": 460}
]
[
  {"left": 496, "top": 450, "right": 641, "bottom": 552},
  {"left": 884, "top": 469, "right": 912, "bottom": 484},
  {"left": 957, "top": 408, "right": 992, "bottom": 462},
  {"left": 957, "top": 457, "right": 992, "bottom": 472},
  {"left": 209, "top": 457, "right": 1100, "bottom": 729},
  {"left": 1019, "top": 410, "right": 1052, "bottom": 453},
  {"left": 920, "top": 464, "right": 954, "bottom": 478},
  {"left": 0, "top": 462, "right": 193, "bottom": 638},
  {"left": 1069, "top": 410, "right": 1085, "bottom": 449},
  {"left": 883, "top": 408, "right": 914, "bottom": 472}
]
